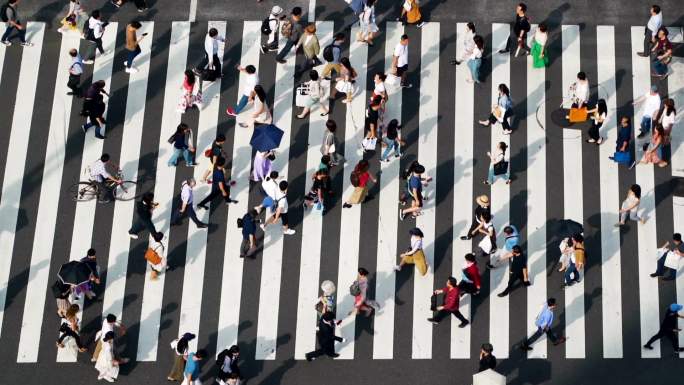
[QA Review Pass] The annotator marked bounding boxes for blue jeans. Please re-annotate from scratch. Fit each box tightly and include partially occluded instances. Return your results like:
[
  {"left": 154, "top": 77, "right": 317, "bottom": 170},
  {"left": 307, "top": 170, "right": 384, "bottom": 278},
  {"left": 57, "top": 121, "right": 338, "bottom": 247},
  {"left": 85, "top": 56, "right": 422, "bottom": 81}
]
[
  {"left": 276, "top": 39, "right": 296, "bottom": 61},
  {"left": 84, "top": 119, "right": 104, "bottom": 137},
  {"left": 168, "top": 147, "right": 192, "bottom": 166},
  {"left": 564, "top": 261, "right": 580, "bottom": 285},
  {"left": 381, "top": 137, "right": 400, "bottom": 160},
  {"left": 653, "top": 59, "right": 668, "bottom": 76},
  {"left": 126, "top": 46, "right": 141, "bottom": 68},
  {"left": 1, "top": 25, "right": 26, "bottom": 43},
  {"left": 487, "top": 164, "right": 509, "bottom": 184},
  {"left": 234, "top": 95, "right": 249, "bottom": 114},
  {"left": 467, "top": 58, "right": 481, "bottom": 83},
  {"left": 640, "top": 116, "right": 652, "bottom": 135},
  {"left": 654, "top": 252, "right": 676, "bottom": 279}
]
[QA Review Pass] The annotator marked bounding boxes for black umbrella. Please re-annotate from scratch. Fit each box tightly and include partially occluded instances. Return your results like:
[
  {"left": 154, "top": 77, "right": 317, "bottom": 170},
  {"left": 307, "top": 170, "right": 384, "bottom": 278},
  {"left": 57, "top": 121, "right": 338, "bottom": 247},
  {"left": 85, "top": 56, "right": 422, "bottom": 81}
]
[
  {"left": 58, "top": 261, "right": 92, "bottom": 286},
  {"left": 557, "top": 219, "right": 584, "bottom": 238}
]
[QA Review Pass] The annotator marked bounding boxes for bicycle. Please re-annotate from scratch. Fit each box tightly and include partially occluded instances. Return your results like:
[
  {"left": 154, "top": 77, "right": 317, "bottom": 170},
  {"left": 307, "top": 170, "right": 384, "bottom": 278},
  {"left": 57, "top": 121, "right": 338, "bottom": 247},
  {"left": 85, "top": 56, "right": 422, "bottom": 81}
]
[{"left": 69, "top": 166, "right": 137, "bottom": 202}]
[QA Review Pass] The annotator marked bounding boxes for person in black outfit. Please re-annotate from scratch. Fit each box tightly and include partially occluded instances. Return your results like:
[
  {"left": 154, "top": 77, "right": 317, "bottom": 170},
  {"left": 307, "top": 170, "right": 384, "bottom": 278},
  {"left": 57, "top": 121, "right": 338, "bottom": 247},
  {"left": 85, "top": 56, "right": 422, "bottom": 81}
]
[
  {"left": 128, "top": 192, "right": 158, "bottom": 239},
  {"left": 478, "top": 343, "right": 497, "bottom": 372},
  {"left": 240, "top": 209, "right": 259, "bottom": 258},
  {"left": 461, "top": 195, "right": 490, "bottom": 240},
  {"left": 197, "top": 158, "right": 237, "bottom": 209},
  {"left": 499, "top": 2, "right": 531, "bottom": 56},
  {"left": 216, "top": 345, "right": 241, "bottom": 383},
  {"left": 305, "top": 311, "right": 343, "bottom": 361},
  {"left": 644, "top": 303, "right": 684, "bottom": 353},
  {"left": 497, "top": 245, "right": 531, "bottom": 297}
]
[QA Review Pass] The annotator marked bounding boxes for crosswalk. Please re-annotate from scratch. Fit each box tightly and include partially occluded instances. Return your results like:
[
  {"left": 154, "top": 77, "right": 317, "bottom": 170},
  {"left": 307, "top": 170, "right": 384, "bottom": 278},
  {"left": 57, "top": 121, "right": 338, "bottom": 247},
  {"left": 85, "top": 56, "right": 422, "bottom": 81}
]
[{"left": 0, "top": 20, "right": 682, "bottom": 365}]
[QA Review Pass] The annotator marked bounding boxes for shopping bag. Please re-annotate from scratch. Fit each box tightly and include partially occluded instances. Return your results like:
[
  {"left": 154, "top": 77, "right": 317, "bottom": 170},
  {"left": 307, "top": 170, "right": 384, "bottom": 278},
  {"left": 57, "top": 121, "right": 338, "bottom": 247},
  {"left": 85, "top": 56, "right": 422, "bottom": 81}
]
[
  {"left": 478, "top": 236, "right": 493, "bottom": 255},
  {"left": 295, "top": 92, "right": 308, "bottom": 108},
  {"left": 361, "top": 137, "right": 377, "bottom": 151},
  {"left": 568, "top": 107, "right": 588, "bottom": 123},
  {"left": 612, "top": 151, "right": 632, "bottom": 165},
  {"left": 665, "top": 251, "right": 681, "bottom": 270}
]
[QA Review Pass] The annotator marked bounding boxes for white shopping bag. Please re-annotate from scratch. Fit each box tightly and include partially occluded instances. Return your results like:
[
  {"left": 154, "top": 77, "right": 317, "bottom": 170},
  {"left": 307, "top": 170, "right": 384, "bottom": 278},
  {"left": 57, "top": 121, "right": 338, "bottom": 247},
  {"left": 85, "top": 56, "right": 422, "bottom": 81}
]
[
  {"left": 665, "top": 251, "right": 681, "bottom": 270},
  {"left": 362, "top": 137, "right": 377, "bottom": 151},
  {"left": 479, "top": 236, "right": 493, "bottom": 255}
]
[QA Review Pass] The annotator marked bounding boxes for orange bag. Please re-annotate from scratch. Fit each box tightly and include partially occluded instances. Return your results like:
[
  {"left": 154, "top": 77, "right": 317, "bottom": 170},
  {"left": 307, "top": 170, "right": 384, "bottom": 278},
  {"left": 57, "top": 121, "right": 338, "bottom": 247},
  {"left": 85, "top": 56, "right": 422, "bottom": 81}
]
[
  {"left": 568, "top": 107, "right": 588, "bottom": 123},
  {"left": 144, "top": 247, "right": 161, "bottom": 265},
  {"left": 404, "top": 0, "right": 422, "bottom": 24}
]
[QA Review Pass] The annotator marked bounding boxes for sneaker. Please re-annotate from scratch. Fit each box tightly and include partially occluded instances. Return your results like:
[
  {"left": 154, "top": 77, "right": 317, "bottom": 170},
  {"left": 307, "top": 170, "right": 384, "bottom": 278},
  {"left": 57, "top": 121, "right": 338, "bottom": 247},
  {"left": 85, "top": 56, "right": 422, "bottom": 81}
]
[
  {"left": 137, "top": 7, "right": 147, "bottom": 12},
  {"left": 305, "top": 353, "right": 314, "bottom": 361},
  {"left": 520, "top": 344, "right": 533, "bottom": 351},
  {"left": 186, "top": 163, "right": 197, "bottom": 167},
  {"left": 125, "top": 67, "right": 131, "bottom": 73},
  {"left": 1, "top": 40, "right": 11, "bottom": 46},
  {"left": 400, "top": 83, "right": 412, "bottom": 88},
  {"left": 393, "top": 265, "right": 401, "bottom": 272},
  {"left": 82, "top": 59, "right": 94, "bottom": 65},
  {"left": 260, "top": 45, "right": 266, "bottom": 54},
  {"left": 253, "top": 205, "right": 262, "bottom": 214},
  {"left": 276, "top": 59, "right": 286, "bottom": 64},
  {"left": 649, "top": 273, "right": 659, "bottom": 278},
  {"left": 128, "top": 67, "right": 139, "bottom": 74},
  {"left": 197, "top": 204, "right": 208, "bottom": 210},
  {"left": 486, "top": 262, "right": 495, "bottom": 269},
  {"left": 503, "top": 129, "right": 512, "bottom": 135},
  {"left": 427, "top": 318, "right": 438, "bottom": 324},
  {"left": 123, "top": 61, "right": 128, "bottom": 66},
  {"left": 95, "top": 134, "right": 106, "bottom": 139},
  {"left": 128, "top": 232, "right": 138, "bottom": 239},
  {"left": 260, "top": 224, "right": 266, "bottom": 231},
  {"left": 196, "top": 223, "right": 209, "bottom": 229},
  {"left": 450, "top": 60, "right": 461, "bottom": 65},
  {"left": 637, "top": 131, "right": 647, "bottom": 139},
  {"left": 416, "top": 21, "right": 426, "bottom": 28},
  {"left": 20, "top": 42, "right": 33, "bottom": 47},
  {"left": 552, "top": 336, "right": 567, "bottom": 346},
  {"left": 497, "top": 291, "right": 508, "bottom": 297},
  {"left": 283, "top": 228, "right": 296, "bottom": 235},
  {"left": 460, "top": 235, "right": 469, "bottom": 241},
  {"left": 636, "top": 52, "right": 648, "bottom": 57},
  {"left": 342, "top": 99, "right": 350, "bottom": 104},
  {"left": 498, "top": 49, "right": 509, "bottom": 54},
  {"left": 81, "top": 124, "right": 88, "bottom": 133},
  {"left": 343, "top": 203, "right": 352, "bottom": 209},
  {"left": 399, "top": 209, "right": 405, "bottom": 221},
  {"left": 226, "top": 107, "right": 237, "bottom": 117},
  {"left": 458, "top": 320, "right": 469, "bottom": 328}
]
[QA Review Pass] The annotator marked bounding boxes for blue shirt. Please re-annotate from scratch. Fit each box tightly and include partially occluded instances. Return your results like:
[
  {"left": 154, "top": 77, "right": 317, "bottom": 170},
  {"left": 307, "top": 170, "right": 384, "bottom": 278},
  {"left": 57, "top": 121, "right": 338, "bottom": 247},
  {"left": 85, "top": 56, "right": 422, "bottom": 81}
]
[
  {"left": 503, "top": 225, "right": 519, "bottom": 251},
  {"left": 535, "top": 304, "right": 554, "bottom": 329},
  {"left": 408, "top": 175, "right": 422, "bottom": 193},
  {"left": 497, "top": 94, "right": 512, "bottom": 111},
  {"left": 184, "top": 353, "right": 201, "bottom": 379},
  {"left": 242, "top": 213, "right": 256, "bottom": 239},
  {"left": 616, "top": 125, "right": 631, "bottom": 152},
  {"left": 212, "top": 168, "right": 225, "bottom": 190}
]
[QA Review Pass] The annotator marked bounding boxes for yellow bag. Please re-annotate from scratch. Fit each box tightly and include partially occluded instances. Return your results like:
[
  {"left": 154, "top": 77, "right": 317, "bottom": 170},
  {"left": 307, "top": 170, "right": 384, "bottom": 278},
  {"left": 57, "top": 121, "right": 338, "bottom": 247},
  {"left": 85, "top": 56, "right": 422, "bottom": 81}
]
[{"left": 404, "top": 0, "right": 422, "bottom": 24}]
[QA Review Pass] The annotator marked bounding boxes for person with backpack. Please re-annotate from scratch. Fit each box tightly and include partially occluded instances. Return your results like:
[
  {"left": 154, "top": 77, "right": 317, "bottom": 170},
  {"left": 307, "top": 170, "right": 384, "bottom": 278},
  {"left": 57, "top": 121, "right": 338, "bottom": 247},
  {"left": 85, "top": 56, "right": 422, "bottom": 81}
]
[
  {"left": 394, "top": 227, "right": 428, "bottom": 275},
  {"left": 399, "top": 163, "right": 425, "bottom": 220},
  {"left": 343, "top": 159, "right": 376, "bottom": 208},
  {"left": 1, "top": 0, "right": 32, "bottom": 47},
  {"left": 125, "top": 21, "right": 146, "bottom": 74},
  {"left": 260, "top": 5, "right": 284, "bottom": 54},
  {"left": 197, "top": 157, "right": 238, "bottom": 209},
  {"left": 483, "top": 141, "right": 511, "bottom": 185},
  {"left": 260, "top": 180, "right": 295, "bottom": 235},
  {"left": 321, "top": 33, "right": 345, "bottom": 80},
  {"left": 198, "top": 27, "right": 225, "bottom": 82},
  {"left": 275, "top": 7, "right": 303, "bottom": 64},
  {"left": 239, "top": 209, "right": 259, "bottom": 258},
  {"left": 171, "top": 178, "right": 208, "bottom": 229},
  {"left": 84, "top": 10, "right": 106, "bottom": 62},
  {"left": 348, "top": 268, "right": 376, "bottom": 317}
]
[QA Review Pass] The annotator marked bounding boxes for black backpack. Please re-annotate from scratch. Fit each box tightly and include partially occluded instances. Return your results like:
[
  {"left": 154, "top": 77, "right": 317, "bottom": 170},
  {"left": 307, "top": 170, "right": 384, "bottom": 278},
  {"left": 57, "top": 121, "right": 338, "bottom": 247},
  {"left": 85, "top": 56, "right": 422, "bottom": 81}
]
[
  {"left": 0, "top": 3, "right": 14, "bottom": 23},
  {"left": 261, "top": 17, "right": 273, "bottom": 35},
  {"left": 322, "top": 44, "right": 336, "bottom": 62},
  {"left": 83, "top": 21, "right": 95, "bottom": 41}
]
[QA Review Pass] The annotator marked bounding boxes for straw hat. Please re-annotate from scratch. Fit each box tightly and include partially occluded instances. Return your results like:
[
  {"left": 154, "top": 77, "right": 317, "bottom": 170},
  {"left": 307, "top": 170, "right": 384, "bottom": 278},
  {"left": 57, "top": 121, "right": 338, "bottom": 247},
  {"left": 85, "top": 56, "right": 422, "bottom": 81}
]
[
  {"left": 271, "top": 5, "right": 283, "bottom": 16},
  {"left": 476, "top": 195, "right": 489, "bottom": 206},
  {"left": 321, "top": 280, "right": 336, "bottom": 296}
]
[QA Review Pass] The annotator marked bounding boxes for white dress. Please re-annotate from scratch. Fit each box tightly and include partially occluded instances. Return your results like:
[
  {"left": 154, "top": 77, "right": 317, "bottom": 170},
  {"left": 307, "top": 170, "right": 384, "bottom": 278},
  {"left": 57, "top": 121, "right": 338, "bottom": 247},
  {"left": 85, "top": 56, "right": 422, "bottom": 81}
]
[
  {"left": 360, "top": 5, "right": 379, "bottom": 34},
  {"left": 95, "top": 341, "right": 119, "bottom": 380},
  {"left": 252, "top": 97, "right": 272, "bottom": 124},
  {"left": 148, "top": 237, "right": 167, "bottom": 273}
]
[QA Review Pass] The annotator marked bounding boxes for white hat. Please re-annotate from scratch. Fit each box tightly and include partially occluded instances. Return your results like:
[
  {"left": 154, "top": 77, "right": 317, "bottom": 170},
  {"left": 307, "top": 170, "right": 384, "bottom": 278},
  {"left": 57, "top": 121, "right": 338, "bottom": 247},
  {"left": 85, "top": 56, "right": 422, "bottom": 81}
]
[
  {"left": 271, "top": 5, "right": 283, "bottom": 16},
  {"left": 321, "top": 280, "right": 336, "bottom": 296}
]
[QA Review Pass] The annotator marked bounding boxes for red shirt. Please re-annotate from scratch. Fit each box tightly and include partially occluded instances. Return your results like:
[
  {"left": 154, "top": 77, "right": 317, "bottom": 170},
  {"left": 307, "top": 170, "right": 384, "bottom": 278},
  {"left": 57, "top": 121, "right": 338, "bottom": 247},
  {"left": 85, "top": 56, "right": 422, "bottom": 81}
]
[
  {"left": 442, "top": 286, "right": 461, "bottom": 311},
  {"left": 464, "top": 263, "right": 481, "bottom": 289},
  {"left": 358, "top": 171, "right": 370, "bottom": 187},
  {"left": 656, "top": 37, "right": 672, "bottom": 53}
]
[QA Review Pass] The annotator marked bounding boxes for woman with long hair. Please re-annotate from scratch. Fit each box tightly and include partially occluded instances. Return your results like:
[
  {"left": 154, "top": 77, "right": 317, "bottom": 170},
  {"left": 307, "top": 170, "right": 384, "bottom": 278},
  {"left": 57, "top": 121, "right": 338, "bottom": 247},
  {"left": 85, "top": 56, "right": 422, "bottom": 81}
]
[
  {"left": 616, "top": 184, "right": 646, "bottom": 226},
  {"left": 239, "top": 85, "right": 272, "bottom": 128},
  {"left": 331, "top": 57, "right": 357, "bottom": 104},
  {"left": 640, "top": 123, "right": 667, "bottom": 167},
  {"left": 467, "top": 35, "right": 484, "bottom": 83},
  {"left": 484, "top": 141, "right": 510, "bottom": 185},
  {"left": 343, "top": 159, "right": 377, "bottom": 208},
  {"left": 586, "top": 99, "right": 607, "bottom": 144},
  {"left": 479, "top": 84, "right": 513, "bottom": 134}
]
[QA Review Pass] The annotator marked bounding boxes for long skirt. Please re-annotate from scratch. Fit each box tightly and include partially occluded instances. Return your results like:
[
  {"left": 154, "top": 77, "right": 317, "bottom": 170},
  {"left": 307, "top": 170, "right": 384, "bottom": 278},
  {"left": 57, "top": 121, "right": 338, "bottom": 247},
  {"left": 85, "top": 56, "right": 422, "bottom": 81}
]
[
  {"left": 168, "top": 354, "right": 186, "bottom": 381},
  {"left": 347, "top": 186, "right": 368, "bottom": 204},
  {"left": 531, "top": 41, "right": 549, "bottom": 68},
  {"left": 252, "top": 153, "right": 272, "bottom": 182}
]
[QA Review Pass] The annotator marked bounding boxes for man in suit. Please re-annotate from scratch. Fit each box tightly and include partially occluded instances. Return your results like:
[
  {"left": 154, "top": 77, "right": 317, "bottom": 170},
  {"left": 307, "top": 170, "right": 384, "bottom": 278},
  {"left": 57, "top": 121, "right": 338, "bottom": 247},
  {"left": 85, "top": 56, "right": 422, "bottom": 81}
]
[{"left": 305, "top": 311, "right": 344, "bottom": 361}]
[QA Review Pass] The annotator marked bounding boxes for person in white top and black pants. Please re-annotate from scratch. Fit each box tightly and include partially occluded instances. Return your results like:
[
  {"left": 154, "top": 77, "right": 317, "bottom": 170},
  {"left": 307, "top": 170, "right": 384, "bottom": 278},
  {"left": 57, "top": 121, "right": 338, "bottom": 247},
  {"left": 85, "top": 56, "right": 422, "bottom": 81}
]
[
  {"left": 171, "top": 178, "right": 208, "bottom": 228},
  {"left": 198, "top": 27, "right": 225, "bottom": 81},
  {"left": 392, "top": 34, "right": 412, "bottom": 88},
  {"left": 637, "top": 5, "right": 662, "bottom": 57},
  {"left": 85, "top": 10, "right": 106, "bottom": 62}
]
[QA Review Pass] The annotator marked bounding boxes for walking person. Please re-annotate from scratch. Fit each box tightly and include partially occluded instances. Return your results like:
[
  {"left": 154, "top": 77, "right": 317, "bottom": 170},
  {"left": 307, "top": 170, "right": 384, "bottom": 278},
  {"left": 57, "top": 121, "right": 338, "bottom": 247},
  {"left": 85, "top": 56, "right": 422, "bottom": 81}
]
[
  {"left": 460, "top": 195, "right": 491, "bottom": 240},
  {"left": 238, "top": 85, "right": 271, "bottom": 128},
  {"left": 585, "top": 99, "right": 607, "bottom": 144},
  {"left": 52, "top": 280, "right": 72, "bottom": 318},
  {"left": 349, "top": 267, "right": 377, "bottom": 317},
  {"left": 216, "top": 345, "right": 241, "bottom": 384},
  {"left": 498, "top": 2, "right": 530, "bottom": 56},
  {"left": 167, "top": 333, "right": 195, "bottom": 382},
  {"left": 530, "top": 23, "right": 549, "bottom": 68},
  {"left": 483, "top": 142, "right": 511, "bottom": 185},
  {"left": 497, "top": 245, "right": 531, "bottom": 297},
  {"left": 561, "top": 234, "right": 584, "bottom": 288},
  {"left": 637, "top": 5, "right": 662, "bottom": 57},
  {"left": 92, "top": 314, "right": 128, "bottom": 364},
  {"left": 316, "top": 280, "right": 336, "bottom": 318},
  {"left": 171, "top": 179, "right": 208, "bottom": 228},
  {"left": 260, "top": 180, "right": 296, "bottom": 235},
  {"left": 520, "top": 298, "right": 567, "bottom": 351},
  {"left": 128, "top": 192, "right": 159, "bottom": 239},
  {"left": 644, "top": 304, "right": 684, "bottom": 353},
  {"left": 79, "top": 248, "right": 101, "bottom": 300},
  {"left": 364, "top": 96, "right": 383, "bottom": 141},
  {"left": 380, "top": 118, "right": 402, "bottom": 162},
  {"left": 226, "top": 65, "right": 260, "bottom": 116},
  {"left": 302, "top": 170, "right": 331, "bottom": 213},
  {"left": 124, "top": 21, "right": 146, "bottom": 74},
  {"left": 197, "top": 158, "right": 237, "bottom": 209},
  {"left": 66, "top": 49, "right": 88, "bottom": 97},
  {"left": 651, "top": 233, "right": 684, "bottom": 281},
  {"left": 94, "top": 332, "right": 119, "bottom": 382},
  {"left": 473, "top": 211, "right": 496, "bottom": 257},
  {"left": 146, "top": 231, "right": 167, "bottom": 280},
  {"left": 659, "top": 98, "right": 676, "bottom": 143},
  {"left": 178, "top": 69, "right": 202, "bottom": 113},
  {"left": 321, "top": 33, "right": 345, "bottom": 80},
  {"left": 198, "top": 27, "right": 225, "bottom": 81},
  {"left": 399, "top": 163, "right": 426, "bottom": 220},
  {"left": 84, "top": 10, "right": 106, "bottom": 61},
  {"left": 330, "top": 57, "right": 357, "bottom": 104},
  {"left": 357, "top": 0, "right": 379, "bottom": 46},
  {"left": 427, "top": 277, "right": 470, "bottom": 328},
  {"left": 239, "top": 209, "right": 259, "bottom": 258},
  {"left": 1, "top": 0, "right": 32, "bottom": 46},
  {"left": 392, "top": 34, "right": 412, "bottom": 88},
  {"left": 82, "top": 80, "right": 109, "bottom": 139},
  {"left": 399, "top": 0, "right": 425, "bottom": 28},
  {"left": 450, "top": 22, "right": 476, "bottom": 65},
  {"left": 260, "top": 5, "right": 284, "bottom": 53},
  {"left": 56, "top": 304, "right": 88, "bottom": 353},
  {"left": 305, "top": 311, "right": 343, "bottom": 361},
  {"left": 275, "top": 7, "right": 303, "bottom": 64},
  {"left": 466, "top": 35, "right": 484, "bottom": 84},
  {"left": 297, "top": 69, "right": 329, "bottom": 118},
  {"left": 394, "top": 227, "right": 428, "bottom": 275},
  {"left": 478, "top": 343, "right": 497, "bottom": 372},
  {"left": 321, "top": 120, "right": 340, "bottom": 166},
  {"left": 609, "top": 116, "right": 636, "bottom": 168},
  {"left": 167, "top": 123, "right": 197, "bottom": 167},
  {"left": 651, "top": 26, "right": 673, "bottom": 79},
  {"left": 201, "top": 134, "right": 226, "bottom": 183},
  {"left": 182, "top": 350, "right": 207, "bottom": 385},
  {"left": 566, "top": 71, "right": 590, "bottom": 109},
  {"left": 458, "top": 253, "right": 482, "bottom": 295},
  {"left": 478, "top": 84, "right": 513, "bottom": 134},
  {"left": 489, "top": 225, "right": 519, "bottom": 269},
  {"left": 616, "top": 184, "right": 646, "bottom": 226},
  {"left": 343, "top": 160, "right": 377, "bottom": 208},
  {"left": 634, "top": 84, "right": 661, "bottom": 138}
]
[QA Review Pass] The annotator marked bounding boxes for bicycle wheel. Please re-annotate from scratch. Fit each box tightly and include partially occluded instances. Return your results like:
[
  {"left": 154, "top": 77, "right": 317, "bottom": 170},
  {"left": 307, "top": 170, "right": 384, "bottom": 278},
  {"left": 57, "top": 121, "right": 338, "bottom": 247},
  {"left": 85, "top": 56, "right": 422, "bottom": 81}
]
[
  {"left": 69, "top": 182, "right": 98, "bottom": 202},
  {"left": 113, "top": 181, "right": 138, "bottom": 201}
]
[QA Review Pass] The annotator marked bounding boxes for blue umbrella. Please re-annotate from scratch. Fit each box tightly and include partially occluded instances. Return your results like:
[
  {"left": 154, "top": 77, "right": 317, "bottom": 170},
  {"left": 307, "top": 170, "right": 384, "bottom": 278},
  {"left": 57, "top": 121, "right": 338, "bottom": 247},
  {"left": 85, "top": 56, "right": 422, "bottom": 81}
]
[{"left": 250, "top": 124, "right": 284, "bottom": 152}]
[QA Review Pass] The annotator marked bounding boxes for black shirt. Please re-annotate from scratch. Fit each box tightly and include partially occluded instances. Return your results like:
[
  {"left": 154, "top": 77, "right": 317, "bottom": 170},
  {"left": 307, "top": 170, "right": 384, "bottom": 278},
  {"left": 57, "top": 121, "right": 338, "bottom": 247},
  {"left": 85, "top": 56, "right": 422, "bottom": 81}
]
[
  {"left": 478, "top": 353, "right": 497, "bottom": 372},
  {"left": 513, "top": 14, "right": 531, "bottom": 36},
  {"left": 386, "top": 124, "right": 399, "bottom": 140},
  {"left": 367, "top": 106, "right": 379, "bottom": 126},
  {"left": 510, "top": 252, "right": 527, "bottom": 273},
  {"left": 241, "top": 213, "right": 256, "bottom": 239},
  {"left": 661, "top": 309, "right": 679, "bottom": 331},
  {"left": 474, "top": 204, "right": 490, "bottom": 221},
  {"left": 79, "top": 256, "right": 99, "bottom": 280},
  {"left": 136, "top": 201, "right": 152, "bottom": 220}
]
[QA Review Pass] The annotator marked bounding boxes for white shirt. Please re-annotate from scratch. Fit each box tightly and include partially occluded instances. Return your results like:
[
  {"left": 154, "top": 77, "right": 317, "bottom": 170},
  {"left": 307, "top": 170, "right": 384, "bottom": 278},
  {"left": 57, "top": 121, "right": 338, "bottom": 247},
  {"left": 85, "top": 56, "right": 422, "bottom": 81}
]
[
  {"left": 490, "top": 149, "right": 505, "bottom": 165},
  {"left": 373, "top": 81, "right": 386, "bottom": 96},
  {"left": 90, "top": 160, "right": 112, "bottom": 183},
  {"left": 69, "top": 55, "right": 84, "bottom": 75},
  {"left": 180, "top": 181, "right": 193, "bottom": 204},
  {"left": 204, "top": 34, "right": 224, "bottom": 56},
  {"left": 660, "top": 110, "right": 675, "bottom": 129},
  {"left": 99, "top": 320, "right": 121, "bottom": 341},
  {"left": 534, "top": 29, "right": 548, "bottom": 46},
  {"left": 462, "top": 28, "right": 475, "bottom": 56},
  {"left": 276, "top": 194, "right": 288, "bottom": 214},
  {"left": 574, "top": 80, "right": 589, "bottom": 105},
  {"left": 642, "top": 92, "right": 661, "bottom": 118},
  {"left": 409, "top": 235, "right": 423, "bottom": 254},
  {"left": 262, "top": 178, "right": 280, "bottom": 199},
  {"left": 647, "top": 13, "right": 662, "bottom": 36},
  {"left": 394, "top": 42, "right": 409, "bottom": 67},
  {"left": 469, "top": 46, "right": 483, "bottom": 60},
  {"left": 88, "top": 17, "right": 104, "bottom": 39},
  {"left": 242, "top": 72, "right": 260, "bottom": 97}
]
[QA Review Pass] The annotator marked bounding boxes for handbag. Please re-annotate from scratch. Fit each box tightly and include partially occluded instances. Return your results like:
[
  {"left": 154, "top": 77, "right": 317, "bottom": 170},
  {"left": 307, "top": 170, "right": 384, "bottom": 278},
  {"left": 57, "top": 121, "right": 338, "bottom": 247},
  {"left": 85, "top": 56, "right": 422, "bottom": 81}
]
[
  {"left": 328, "top": 142, "right": 336, "bottom": 153},
  {"left": 144, "top": 247, "right": 162, "bottom": 265},
  {"left": 493, "top": 160, "right": 508, "bottom": 176},
  {"left": 493, "top": 105, "right": 503, "bottom": 119},
  {"left": 568, "top": 107, "right": 588, "bottom": 123},
  {"left": 478, "top": 235, "right": 494, "bottom": 254},
  {"left": 362, "top": 137, "right": 377, "bottom": 151},
  {"left": 612, "top": 151, "right": 631, "bottom": 165}
]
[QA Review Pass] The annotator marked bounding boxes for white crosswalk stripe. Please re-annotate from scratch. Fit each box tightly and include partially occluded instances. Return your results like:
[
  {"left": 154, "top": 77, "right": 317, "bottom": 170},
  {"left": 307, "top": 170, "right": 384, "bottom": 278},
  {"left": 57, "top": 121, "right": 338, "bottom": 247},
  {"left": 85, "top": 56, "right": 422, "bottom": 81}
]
[{"left": 0, "top": 21, "right": 682, "bottom": 365}]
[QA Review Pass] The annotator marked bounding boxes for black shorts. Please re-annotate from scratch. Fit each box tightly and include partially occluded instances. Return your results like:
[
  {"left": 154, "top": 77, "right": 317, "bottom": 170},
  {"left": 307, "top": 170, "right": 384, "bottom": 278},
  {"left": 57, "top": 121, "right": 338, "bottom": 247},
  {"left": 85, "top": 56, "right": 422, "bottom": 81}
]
[
  {"left": 280, "top": 212, "right": 289, "bottom": 226},
  {"left": 395, "top": 64, "right": 408, "bottom": 77}
]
